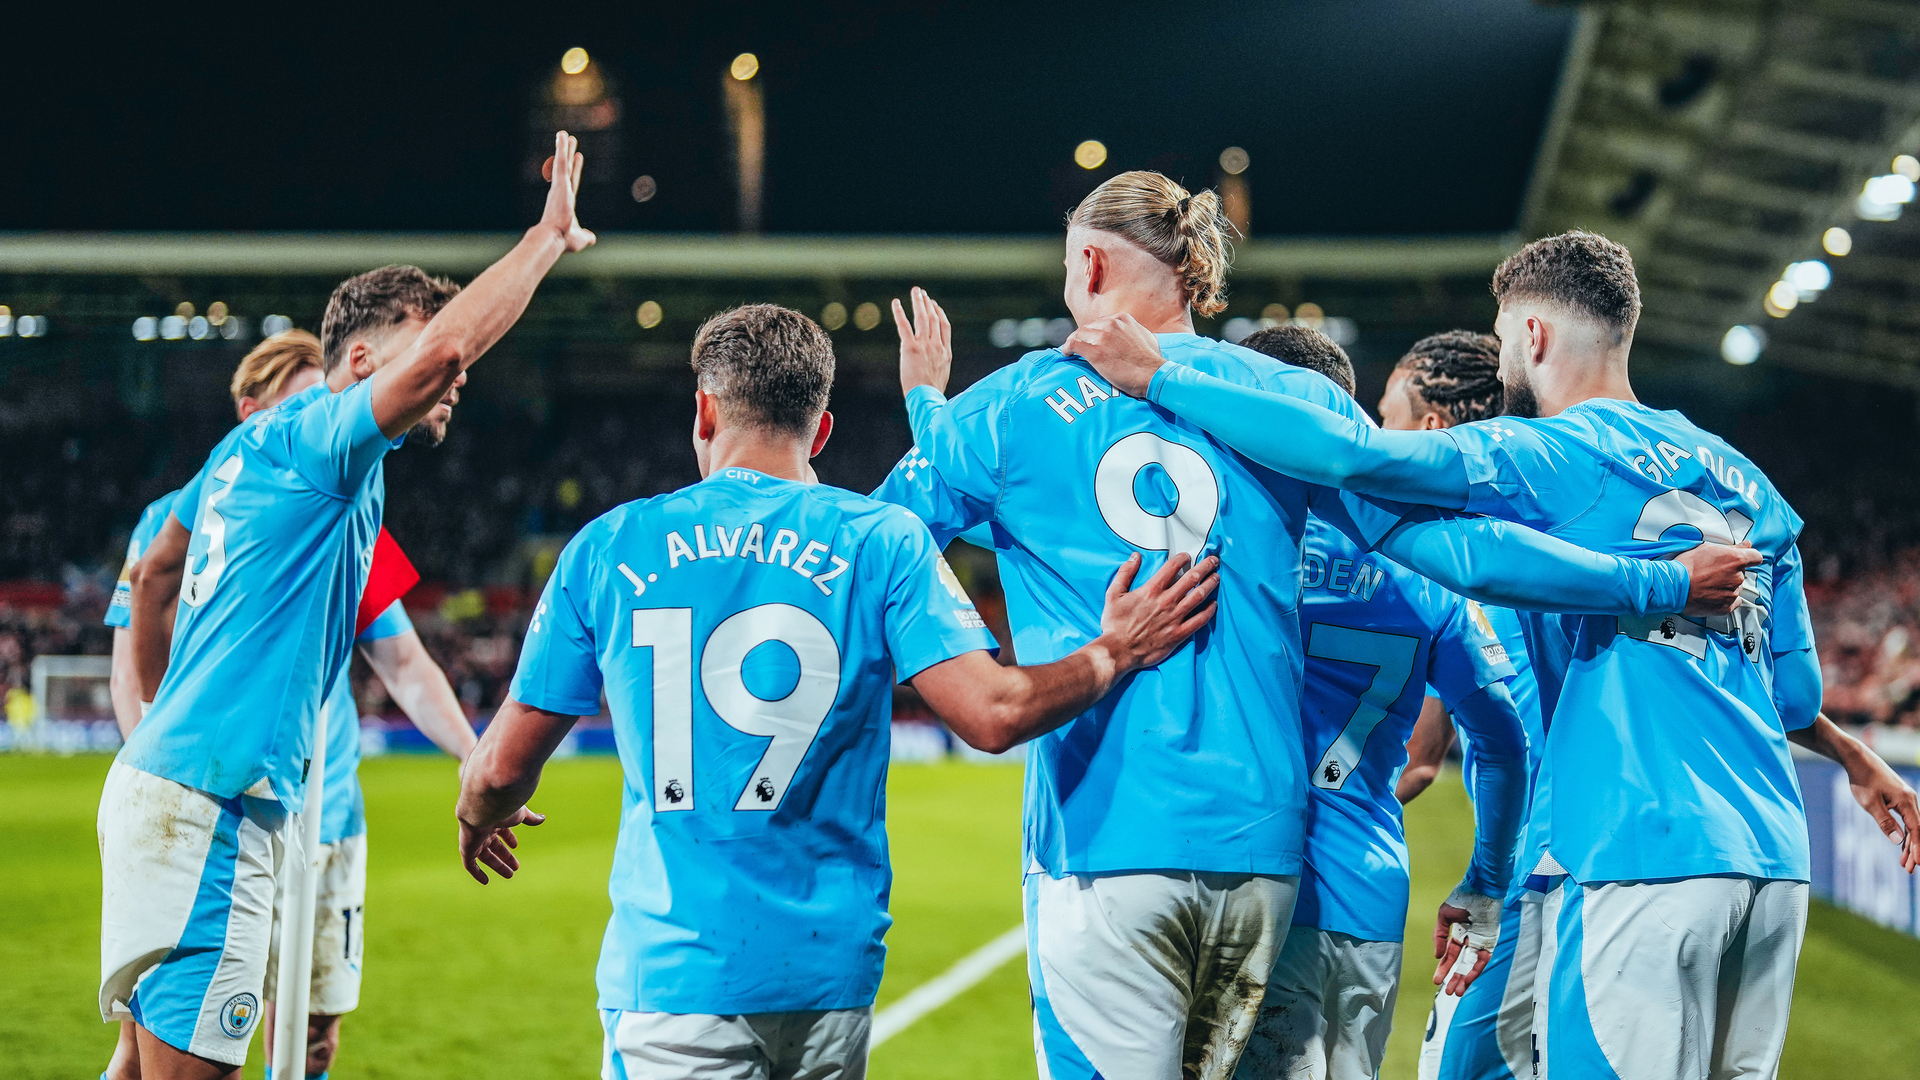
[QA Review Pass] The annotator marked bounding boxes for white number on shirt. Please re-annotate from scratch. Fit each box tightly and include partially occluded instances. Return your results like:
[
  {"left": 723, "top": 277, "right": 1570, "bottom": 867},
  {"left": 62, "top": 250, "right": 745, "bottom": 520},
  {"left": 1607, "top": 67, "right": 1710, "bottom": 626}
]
[
  {"left": 631, "top": 608, "right": 695, "bottom": 811},
  {"left": 1305, "top": 623, "right": 1420, "bottom": 791},
  {"left": 1093, "top": 432, "right": 1220, "bottom": 561},
  {"left": 181, "top": 455, "right": 243, "bottom": 608},
  {"left": 1621, "top": 489, "right": 1763, "bottom": 661},
  {"left": 630, "top": 603, "right": 842, "bottom": 813}
]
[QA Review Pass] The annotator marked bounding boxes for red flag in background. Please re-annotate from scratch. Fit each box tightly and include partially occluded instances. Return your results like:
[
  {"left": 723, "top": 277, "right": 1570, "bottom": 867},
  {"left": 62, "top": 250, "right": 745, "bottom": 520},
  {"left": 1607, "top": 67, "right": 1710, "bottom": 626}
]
[{"left": 356, "top": 527, "right": 420, "bottom": 635}]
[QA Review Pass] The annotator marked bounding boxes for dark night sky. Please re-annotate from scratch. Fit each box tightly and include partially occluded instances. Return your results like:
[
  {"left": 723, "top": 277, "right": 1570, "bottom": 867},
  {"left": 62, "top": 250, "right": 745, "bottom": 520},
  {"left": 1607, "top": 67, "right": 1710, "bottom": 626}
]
[{"left": 1, "top": 1, "right": 1574, "bottom": 236}]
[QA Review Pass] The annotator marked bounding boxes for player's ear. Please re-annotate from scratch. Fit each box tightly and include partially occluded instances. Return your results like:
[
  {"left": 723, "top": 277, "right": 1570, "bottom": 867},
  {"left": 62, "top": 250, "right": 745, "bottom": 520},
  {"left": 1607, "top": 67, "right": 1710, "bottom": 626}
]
[
  {"left": 694, "top": 389, "right": 720, "bottom": 443},
  {"left": 349, "top": 340, "right": 377, "bottom": 382},
  {"left": 1085, "top": 244, "right": 1107, "bottom": 296},
  {"left": 808, "top": 411, "right": 834, "bottom": 458},
  {"left": 1527, "top": 315, "right": 1550, "bottom": 366},
  {"left": 1421, "top": 410, "right": 1445, "bottom": 431},
  {"left": 235, "top": 397, "right": 260, "bottom": 421}
]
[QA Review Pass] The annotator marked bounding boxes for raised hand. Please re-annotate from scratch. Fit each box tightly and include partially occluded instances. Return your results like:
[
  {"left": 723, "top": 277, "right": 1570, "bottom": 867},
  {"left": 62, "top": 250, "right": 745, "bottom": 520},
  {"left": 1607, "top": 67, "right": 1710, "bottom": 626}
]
[
  {"left": 1062, "top": 313, "right": 1165, "bottom": 398},
  {"left": 1676, "top": 542, "right": 1764, "bottom": 616},
  {"left": 539, "top": 131, "right": 596, "bottom": 253},
  {"left": 1100, "top": 551, "right": 1221, "bottom": 672},
  {"left": 892, "top": 286, "right": 953, "bottom": 398}
]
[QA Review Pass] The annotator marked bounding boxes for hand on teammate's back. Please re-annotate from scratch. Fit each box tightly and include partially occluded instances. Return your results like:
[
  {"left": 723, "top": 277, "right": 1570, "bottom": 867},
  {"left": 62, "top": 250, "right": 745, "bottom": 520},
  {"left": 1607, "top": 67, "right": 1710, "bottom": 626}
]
[
  {"left": 1100, "top": 552, "right": 1222, "bottom": 673},
  {"left": 1675, "top": 542, "right": 1765, "bottom": 616},
  {"left": 1062, "top": 312, "right": 1166, "bottom": 398},
  {"left": 893, "top": 286, "right": 952, "bottom": 398}
]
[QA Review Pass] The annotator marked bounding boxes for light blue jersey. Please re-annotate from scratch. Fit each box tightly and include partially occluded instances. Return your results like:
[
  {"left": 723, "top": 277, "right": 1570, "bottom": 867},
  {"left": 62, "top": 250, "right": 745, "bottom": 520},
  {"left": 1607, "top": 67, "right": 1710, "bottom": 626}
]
[
  {"left": 1133, "top": 368, "right": 1814, "bottom": 885},
  {"left": 1445, "top": 402, "right": 1814, "bottom": 883},
  {"left": 105, "top": 491, "right": 180, "bottom": 629},
  {"left": 509, "top": 467, "right": 997, "bottom": 1015},
  {"left": 872, "top": 336, "right": 1412, "bottom": 878},
  {"left": 318, "top": 600, "right": 413, "bottom": 845},
  {"left": 1292, "top": 518, "right": 1518, "bottom": 943},
  {"left": 1452, "top": 604, "right": 1550, "bottom": 885},
  {"left": 120, "top": 379, "right": 397, "bottom": 805}
]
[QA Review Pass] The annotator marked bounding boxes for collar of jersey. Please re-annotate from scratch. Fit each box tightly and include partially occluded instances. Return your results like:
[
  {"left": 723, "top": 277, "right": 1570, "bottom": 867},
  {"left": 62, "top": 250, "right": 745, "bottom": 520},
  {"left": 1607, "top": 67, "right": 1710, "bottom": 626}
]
[{"left": 702, "top": 466, "right": 796, "bottom": 487}]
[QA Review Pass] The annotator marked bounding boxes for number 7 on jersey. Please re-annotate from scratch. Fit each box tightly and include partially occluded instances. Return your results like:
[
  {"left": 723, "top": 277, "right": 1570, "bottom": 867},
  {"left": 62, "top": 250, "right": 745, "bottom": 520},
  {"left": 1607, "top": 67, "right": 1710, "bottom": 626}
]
[{"left": 1305, "top": 623, "right": 1419, "bottom": 791}]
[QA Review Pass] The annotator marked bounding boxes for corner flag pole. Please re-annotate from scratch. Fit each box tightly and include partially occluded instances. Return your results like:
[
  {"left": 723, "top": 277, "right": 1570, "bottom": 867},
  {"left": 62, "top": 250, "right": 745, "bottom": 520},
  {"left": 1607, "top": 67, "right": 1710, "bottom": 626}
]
[{"left": 271, "top": 698, "right": 330, "bottom": 1078}]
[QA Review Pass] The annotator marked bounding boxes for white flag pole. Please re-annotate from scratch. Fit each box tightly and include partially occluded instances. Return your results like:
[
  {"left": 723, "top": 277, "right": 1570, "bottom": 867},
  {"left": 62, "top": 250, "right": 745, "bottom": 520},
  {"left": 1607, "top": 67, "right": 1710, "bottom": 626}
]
[{"left": 271, "top": 699, "right": 329, "bottom": 1079}]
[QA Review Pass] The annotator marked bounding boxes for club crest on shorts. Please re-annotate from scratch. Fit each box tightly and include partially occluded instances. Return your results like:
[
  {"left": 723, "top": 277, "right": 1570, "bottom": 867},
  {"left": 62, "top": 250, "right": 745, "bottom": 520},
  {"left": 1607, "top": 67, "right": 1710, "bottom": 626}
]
[{"left": 220, "top": 992, "right": 259, "bottom": 1038}]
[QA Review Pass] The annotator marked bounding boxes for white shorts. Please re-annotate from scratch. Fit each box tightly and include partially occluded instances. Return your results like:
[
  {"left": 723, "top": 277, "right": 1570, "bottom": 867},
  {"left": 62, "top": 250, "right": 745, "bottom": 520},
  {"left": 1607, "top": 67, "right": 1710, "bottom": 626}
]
[
  {"left": 1543, "top": 875, "right": 1808, "bottom": 1080},
  {"left": 599, "top": 1005, "right": 871, "bottom": 1079},
  {"left": 267, "top": 832, "right": 368, "bottom": 1016},
  {"left": 1026, "top": 869, "right": 1298, "bottom": 1080},
  {"left": 1238, "top": 925, "right": 1402, "bottom": 1080},
  {"left": 97, "top": 761, "right": 289, "bottom": 1066}
]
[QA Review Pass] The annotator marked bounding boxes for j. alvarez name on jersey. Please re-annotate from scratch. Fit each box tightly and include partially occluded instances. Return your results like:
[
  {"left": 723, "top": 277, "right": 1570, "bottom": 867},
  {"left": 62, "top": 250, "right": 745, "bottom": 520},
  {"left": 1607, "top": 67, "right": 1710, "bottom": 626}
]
[{"left": 658, "top": 520, "right": 853, "bottom": 595}]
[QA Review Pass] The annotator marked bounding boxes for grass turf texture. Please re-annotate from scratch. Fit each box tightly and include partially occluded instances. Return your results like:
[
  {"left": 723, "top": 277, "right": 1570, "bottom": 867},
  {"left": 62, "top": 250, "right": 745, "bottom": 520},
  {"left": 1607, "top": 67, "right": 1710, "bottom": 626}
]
[{"left": 2, "top": 754, "right": 1915, "bottom": 1078}]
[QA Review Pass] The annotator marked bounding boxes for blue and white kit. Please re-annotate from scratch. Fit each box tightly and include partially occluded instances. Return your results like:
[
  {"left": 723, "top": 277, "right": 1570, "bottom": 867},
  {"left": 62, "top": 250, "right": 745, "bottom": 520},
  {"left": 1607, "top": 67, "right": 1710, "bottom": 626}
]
[
  {"left": 506, "top": 467, "right": 994, "bottom": 1072},
  {"left": 1137, "top": 366, "right": 1821, "bottom": 1080},
  {"left": 873, "top": 335, "right": 1691, "bottom": 1080},
  {"left": 99, "top": 378, "right": 400, "bottom": 1065},
  {"left": 104, "top": 491, "right": 180, "bottom": 630},
  {"left": 264, "top": 599, "right": 416, "bottom": 1018},
  {"left": 1241, "top": 516, "right": 1525, "bottom": 1080}
]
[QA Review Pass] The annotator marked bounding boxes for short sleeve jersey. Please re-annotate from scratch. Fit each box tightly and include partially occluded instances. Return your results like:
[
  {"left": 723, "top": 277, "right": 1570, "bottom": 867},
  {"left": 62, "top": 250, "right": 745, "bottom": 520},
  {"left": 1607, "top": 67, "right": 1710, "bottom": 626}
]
[
  {"left": 509, "top": 468, "right": 996, "bottom": 1015},
  {"left": 120, "top": 379, "right": 397, "bottom": 804},
  {"left": 1443, "top": 399, "right": 1813, "bottom": 883},
  {"left": 104, "top": 491, "right": 181, "bottom": 629},
  {"left": 1291, "top": 516, "right": 1513, "bottom": 943},
  {"left": 871, "top": 335, "right": 1409, "bottom": 878},
  {"left": 318, "top": 600, "right": 413, "bottom": 845}
]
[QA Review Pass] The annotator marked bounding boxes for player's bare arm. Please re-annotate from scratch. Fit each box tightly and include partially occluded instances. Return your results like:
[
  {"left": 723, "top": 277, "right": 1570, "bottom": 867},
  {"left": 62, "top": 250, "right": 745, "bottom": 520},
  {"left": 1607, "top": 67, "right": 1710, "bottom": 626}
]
[
  {"left": 912, "top": 552, "right": 1219, "bottom": 754},
  {"left": 1397, "top": 696, "right": 1454, "bottom": 804},
  {"left": 455, "top": 702, "right": 570, "bottom": 884},
  {"left": 360, "top": 631, "right": 477, "bottom": 761},
  {"left": 1789, "top": 713, "right": 1919, "bottom": 873},
  {"left": 107, "top": 630, "right": 142, "bottom": 740},
  {"left": 128, "top": 514, "right": 190, "bottom": 701},
  {"left": 893, "top": 286, "right": 953, "bottom": 397},
  {"left": 368, "top": 131, "right": 596, "bottom": 440}
]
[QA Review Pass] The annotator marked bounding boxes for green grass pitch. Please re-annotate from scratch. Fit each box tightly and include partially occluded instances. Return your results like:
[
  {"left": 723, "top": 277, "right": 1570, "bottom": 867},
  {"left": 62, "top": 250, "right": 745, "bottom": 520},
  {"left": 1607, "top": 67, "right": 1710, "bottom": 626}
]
[{"left": 4, "top": 753, "right": 1918, "bottom": 1078}]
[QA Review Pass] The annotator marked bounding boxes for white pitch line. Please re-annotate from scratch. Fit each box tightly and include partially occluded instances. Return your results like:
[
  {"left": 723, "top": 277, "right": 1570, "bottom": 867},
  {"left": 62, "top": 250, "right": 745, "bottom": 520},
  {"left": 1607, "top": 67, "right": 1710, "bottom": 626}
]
[{"left": 871, "top": 924, "right": 1026, "bottom": 1047}]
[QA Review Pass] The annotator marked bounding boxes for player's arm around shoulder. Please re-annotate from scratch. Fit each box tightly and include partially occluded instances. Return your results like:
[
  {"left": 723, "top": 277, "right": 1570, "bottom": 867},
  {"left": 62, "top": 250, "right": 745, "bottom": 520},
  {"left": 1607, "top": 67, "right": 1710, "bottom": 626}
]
[{"left": 912, "top": 550, "right": 1220, "bottom": 753}]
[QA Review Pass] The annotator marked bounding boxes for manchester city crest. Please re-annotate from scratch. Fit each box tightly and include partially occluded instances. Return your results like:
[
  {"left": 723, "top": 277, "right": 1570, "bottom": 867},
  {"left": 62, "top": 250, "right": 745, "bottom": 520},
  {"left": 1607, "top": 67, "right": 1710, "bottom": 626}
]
[{"left": 220, "top": 992, "right": 259, "bottom": 1038}]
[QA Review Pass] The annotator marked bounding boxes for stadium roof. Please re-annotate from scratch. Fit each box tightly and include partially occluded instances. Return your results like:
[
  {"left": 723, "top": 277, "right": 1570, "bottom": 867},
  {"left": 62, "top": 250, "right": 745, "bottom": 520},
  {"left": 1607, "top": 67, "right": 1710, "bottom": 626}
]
[{"left": 1522, "top": 1, "right": 1920, "bottom": 390}]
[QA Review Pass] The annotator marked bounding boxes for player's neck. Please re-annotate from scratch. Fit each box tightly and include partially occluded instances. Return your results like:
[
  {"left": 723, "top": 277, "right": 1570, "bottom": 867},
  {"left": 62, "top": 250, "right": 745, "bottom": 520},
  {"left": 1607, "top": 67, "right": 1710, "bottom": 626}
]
[
  {"left": 1087, "top": 289, "right": 1193, "bottom": 335},
  {"left": 1537, "top": 362, "right": 1636, "bottom": 418},
  {"left": 701, "top": 433, "right": 812, "bottom": 483}
]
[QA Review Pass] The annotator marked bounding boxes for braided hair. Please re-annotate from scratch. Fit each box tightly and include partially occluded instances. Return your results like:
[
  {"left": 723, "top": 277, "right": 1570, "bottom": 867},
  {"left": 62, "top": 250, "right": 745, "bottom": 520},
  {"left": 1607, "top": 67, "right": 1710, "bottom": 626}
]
[{"left": 1395, "top": 330, "right": 1503, "bottom": 426}]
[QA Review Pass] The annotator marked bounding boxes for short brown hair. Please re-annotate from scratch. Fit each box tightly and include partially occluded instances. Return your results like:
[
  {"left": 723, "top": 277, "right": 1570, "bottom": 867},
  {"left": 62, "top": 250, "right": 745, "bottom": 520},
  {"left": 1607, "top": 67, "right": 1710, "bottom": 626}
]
[
  {"left": 1238, "top": 325, "right": 1355, "bottom": 397},
  {"left": 230, "top": 329, "right": 322, "bottom": 409},
  {"left": 1491, "top": 230, "right": 1641, "bottom": 343},
  {"left": 1070, "top": 171, "right": 1234, "bottom": 317},
  {"left": 320, "top": 265, "right": 461, "bottom": 373},
  {"left": 1395, "top": 330, "right": 1503, "bottom": 426},
  {"left": 690, "top": 304, "right": 835, "bottom": 435}
]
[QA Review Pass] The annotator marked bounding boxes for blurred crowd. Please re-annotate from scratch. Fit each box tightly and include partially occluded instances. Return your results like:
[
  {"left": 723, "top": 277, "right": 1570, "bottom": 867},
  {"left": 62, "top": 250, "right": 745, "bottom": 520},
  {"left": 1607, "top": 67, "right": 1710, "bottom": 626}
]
[
  {"left": 7, "top": 366, "right": 1920, "bottom": 728},
  {"left": 1809, "top": 548, "right": 1920, "bottom": 727}
]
